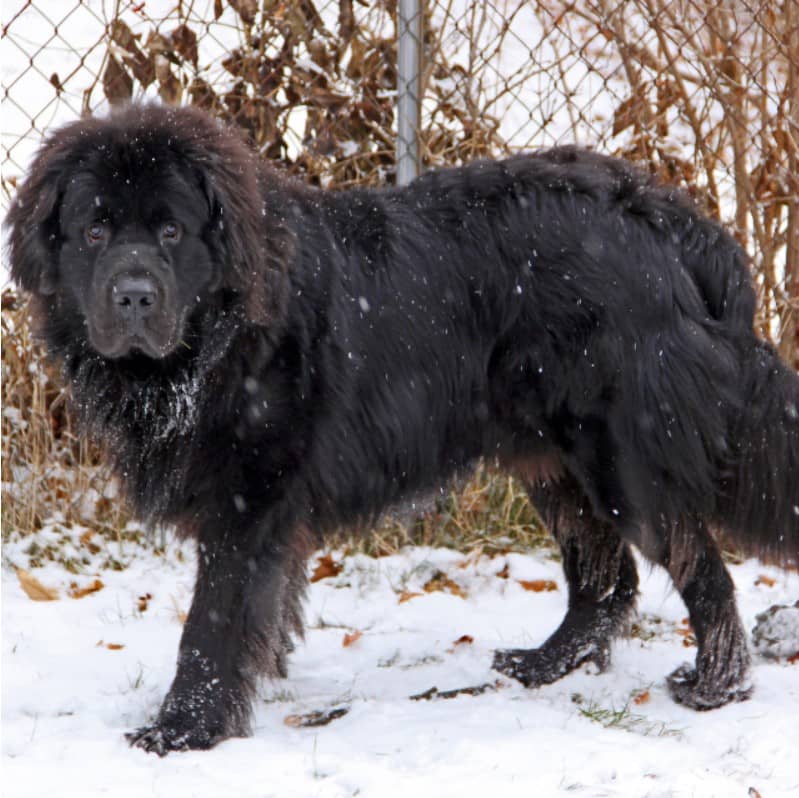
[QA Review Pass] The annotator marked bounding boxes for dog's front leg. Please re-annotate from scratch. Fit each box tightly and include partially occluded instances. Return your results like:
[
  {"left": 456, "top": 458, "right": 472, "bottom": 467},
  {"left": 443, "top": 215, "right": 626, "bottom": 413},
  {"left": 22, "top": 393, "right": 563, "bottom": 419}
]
[{"left": 127, "top": 516, "right": 309, "bottom": 755}]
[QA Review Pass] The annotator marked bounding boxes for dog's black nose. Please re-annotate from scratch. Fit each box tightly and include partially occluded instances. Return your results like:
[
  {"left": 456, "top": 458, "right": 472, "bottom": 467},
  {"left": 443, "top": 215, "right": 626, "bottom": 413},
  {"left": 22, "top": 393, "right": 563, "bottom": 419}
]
[{"left": 112, "top": 274, "right": 159, "bottom": 323}]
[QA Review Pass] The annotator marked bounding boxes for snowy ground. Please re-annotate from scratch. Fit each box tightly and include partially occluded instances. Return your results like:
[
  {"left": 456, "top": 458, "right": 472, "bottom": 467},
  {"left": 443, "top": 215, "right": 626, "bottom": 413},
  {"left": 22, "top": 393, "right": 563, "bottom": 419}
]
[{"left": 3, "top": 527, "right": 798, "bottom": 798}]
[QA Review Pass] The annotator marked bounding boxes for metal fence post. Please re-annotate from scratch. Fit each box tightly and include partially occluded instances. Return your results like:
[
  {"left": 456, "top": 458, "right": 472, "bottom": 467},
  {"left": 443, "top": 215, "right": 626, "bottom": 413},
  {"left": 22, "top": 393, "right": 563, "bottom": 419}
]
[{"left": 397, "top": 0, "right": 421, "bottom": 185}]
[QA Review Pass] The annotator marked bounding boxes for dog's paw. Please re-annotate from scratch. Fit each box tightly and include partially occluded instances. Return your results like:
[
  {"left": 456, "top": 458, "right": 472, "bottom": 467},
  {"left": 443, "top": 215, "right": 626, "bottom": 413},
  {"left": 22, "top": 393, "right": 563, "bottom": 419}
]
[
  {"left": 126, "top": 723, "right": 195, "bottom": 756},
  {"left": 666, "top": 663, "right": 753, "bottom": 710},
  {"left": 493, "top": 648, "right": 542, "bottom": 687},
  {"left": 126, "top": 700, "right": 245, "bottom": 755},
  {"left": 492, "top": 643, "right": 608, "bottom": 688},
  {"left": 126, "top": 718, "right": 231, "bottom": 755}
]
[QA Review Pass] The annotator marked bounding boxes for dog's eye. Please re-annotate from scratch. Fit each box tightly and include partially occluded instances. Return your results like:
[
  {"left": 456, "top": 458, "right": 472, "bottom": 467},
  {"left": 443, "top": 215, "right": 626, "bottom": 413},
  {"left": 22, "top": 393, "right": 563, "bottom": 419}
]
[
  {"left": 161, "top": 221, "right": 181, "bottom": 243},
  {"left": 85, "top": 222, "right": 106, "bottom": 245}
]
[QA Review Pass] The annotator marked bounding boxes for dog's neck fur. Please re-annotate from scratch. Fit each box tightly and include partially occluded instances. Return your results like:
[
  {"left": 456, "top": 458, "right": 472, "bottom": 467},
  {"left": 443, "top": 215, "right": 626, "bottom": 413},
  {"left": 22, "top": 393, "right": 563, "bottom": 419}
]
[{"left": 52, "top": 299, "right": 246, "bottom": 523}]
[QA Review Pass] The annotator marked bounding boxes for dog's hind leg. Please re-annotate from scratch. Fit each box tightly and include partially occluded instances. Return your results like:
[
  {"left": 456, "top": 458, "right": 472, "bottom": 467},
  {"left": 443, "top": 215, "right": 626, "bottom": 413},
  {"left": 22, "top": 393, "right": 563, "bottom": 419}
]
[
  {"left": 649, "top": 516, "right": 753, "bottom": 709},
  {"left": 493, "top": 477, "right": 638, "bottom": 687}
]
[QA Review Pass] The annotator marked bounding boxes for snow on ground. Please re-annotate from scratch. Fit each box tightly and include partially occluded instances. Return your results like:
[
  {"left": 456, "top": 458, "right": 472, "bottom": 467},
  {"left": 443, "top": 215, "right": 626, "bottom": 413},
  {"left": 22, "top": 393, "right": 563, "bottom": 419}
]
[{"left": 3, "top": 528, "right": 798, "bottom": 798}]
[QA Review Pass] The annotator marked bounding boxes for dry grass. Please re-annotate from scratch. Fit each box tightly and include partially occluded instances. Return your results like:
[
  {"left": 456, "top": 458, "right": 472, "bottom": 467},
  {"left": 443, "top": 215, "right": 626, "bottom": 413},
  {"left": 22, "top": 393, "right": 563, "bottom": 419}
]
[
  {"left": 334, "top": 464, "right": 552, "bottom": 558},
  {"left": 1, "top": 292, "right": 130, "bottom": 543}
]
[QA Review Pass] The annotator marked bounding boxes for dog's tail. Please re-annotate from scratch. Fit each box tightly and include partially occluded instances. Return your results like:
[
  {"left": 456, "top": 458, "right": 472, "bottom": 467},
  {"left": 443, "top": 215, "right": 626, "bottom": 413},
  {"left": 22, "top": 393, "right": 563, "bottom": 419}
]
[{"left": 720, "top": 340, "right": 799, "bottom": 566}]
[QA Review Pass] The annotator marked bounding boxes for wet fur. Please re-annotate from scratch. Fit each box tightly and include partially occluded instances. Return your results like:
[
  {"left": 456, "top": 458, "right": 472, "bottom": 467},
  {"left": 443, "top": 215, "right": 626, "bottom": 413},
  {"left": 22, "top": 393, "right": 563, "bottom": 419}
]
[{"left": 6, "top": 104, "right": 798, "bottom": 753}]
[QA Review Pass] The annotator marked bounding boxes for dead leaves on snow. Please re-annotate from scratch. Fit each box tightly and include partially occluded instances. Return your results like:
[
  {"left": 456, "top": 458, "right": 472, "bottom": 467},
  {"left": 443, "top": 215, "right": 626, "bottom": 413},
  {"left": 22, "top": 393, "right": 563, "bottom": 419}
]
[
  {"left": 68, "top": 579, "right": 104, "bottom": 599},
  {"left": 632, "top": 689, "right": 651, "bottom": 705},
  {"left": 310, "top": 553, "right": 343, "bottom": 583},
  {"left": 15, "top": 567, "right": 109, "bottom": 602},
  {"left": 518, "top": 579, "right": 558, "bottom": 593},
  {"left": 15, "top": 568, "right": 59, "bottom": 601},
  {"left": 96, "top": 640, "right": 125, "bottom": 651},
  {"left": 342, "top": 630, "right": 362, "bottom": 647},
  {"left": 423, "top": 571, "right": 467, "bottom": 599},
  {"left": 395, "top": 560, "right": 559, "bottom": 604}
]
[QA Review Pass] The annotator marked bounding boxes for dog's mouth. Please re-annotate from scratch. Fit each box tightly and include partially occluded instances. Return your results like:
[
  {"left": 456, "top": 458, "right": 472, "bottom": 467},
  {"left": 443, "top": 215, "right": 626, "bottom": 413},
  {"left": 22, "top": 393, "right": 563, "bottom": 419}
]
[
  {"left": 88, "top": 324, "right": 179, "bottom": 360},
  {"left": 104, "top": 344, "right": 193, "bottom": 385},
  {"left": 87, "top": 302, "right": 190, "bottom": 361},
  {"left": 127, "top": 335, "right": 170, "bottom": 359}
]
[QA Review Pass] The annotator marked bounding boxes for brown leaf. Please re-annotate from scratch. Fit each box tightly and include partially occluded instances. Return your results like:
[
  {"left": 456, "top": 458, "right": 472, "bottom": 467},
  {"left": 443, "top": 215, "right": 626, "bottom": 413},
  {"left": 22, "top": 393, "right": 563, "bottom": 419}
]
[
  {"left": 79, "top": 528, "right": 102, "bottom": 555},
  {"left": 171, "top": 24, "right": 198, "bottom": 67},
  {"left": 229, "top": 0, "right": 257, "bottom": 25},
  {"left": 137, "top": 593, "right": 152, "bottom": 612},
  {"left": 214, "top": 0, "right": 224, "bottom": 20},
  {"left": 109, "top": 19, "right": 154, "bottom": 87},
  {"left": 518, "top": 579, "right": 557, "bottom": 593},
  {"left": 495, "top": 563, "right": 510, "bottom": 579},
  {"left": 153, "top": 54, "right": 182, "bottom": 105},
  {"left": 632, "top": 689, "right": 650, "bottom": 705},
  {"left": 145, "top": 31, "right": 173, "bottom": 57},
  {"left": 102, "top": 55, "right": 133, "bottom": 106},
  {"left": 69, "top": 579, "right": 104, "bottom": 599},
  {"left": 105, "top": 643, "right": 125, "bottom": 650},
  {"left": 452, "top": 634, "right": 474, "bottom": 646},
  {"left": 755, "top": 575, "right": 776, "bottom": 587},
  {"left": 787, "top": 651, "right": 799, "bottom": 665},
  {"left": 423, "top": 571, "right": 467, "bottom": 599},
  {"left": 310, "top": 553, "right": 343, "bottom": 582},
  {"left": 398, "top": 590, "right": 423, "bottom": 604},
  {"left": 188, "top": 77, "right": 218, "bottom": 111},
  {"left": 16, "top": 568, "right": 58, "bottom": 601},
  {"left": 158, "top": 71, "right": 182, "bottom": 105},
  {"left": 342, "top": 630, "right": 362, "bottom": 647},
  {"left": 284, "top": 706, "right": 349, "bottom": 727}
]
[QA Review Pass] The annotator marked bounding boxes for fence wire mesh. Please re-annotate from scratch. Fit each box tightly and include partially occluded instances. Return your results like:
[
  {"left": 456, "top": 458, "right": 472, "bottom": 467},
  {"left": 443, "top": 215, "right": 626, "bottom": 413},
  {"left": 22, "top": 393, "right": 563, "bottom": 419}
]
[{"left": 2, "top": 0, "right": 798, "bottom": 360}]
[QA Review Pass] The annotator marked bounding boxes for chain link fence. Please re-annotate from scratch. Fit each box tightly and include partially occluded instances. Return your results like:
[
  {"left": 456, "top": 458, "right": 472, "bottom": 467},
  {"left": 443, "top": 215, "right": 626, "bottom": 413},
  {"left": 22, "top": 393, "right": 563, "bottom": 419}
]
[{"left": 3, "top": 0, "right": 798, "bottom": 358}]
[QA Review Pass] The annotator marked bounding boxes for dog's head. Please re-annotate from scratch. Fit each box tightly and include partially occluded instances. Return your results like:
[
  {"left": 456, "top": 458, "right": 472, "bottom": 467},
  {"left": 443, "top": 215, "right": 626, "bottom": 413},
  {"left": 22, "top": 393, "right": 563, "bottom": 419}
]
[{"left": 6, "top": 104, "right": 291, "bottom": 361}]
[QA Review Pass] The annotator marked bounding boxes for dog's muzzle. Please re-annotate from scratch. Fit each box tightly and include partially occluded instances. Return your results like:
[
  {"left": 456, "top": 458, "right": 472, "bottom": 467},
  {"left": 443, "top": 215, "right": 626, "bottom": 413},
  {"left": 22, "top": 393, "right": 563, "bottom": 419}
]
[{"left": 90, "top": 245, "right": 178, "bottom": 358}]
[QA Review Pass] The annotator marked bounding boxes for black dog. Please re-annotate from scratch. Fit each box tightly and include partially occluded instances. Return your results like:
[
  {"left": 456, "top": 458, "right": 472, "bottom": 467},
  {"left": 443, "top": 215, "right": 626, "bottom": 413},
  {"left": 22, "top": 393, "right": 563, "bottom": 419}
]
[{"left": 7, "top": 103, "right": 798, "bottom": 755}]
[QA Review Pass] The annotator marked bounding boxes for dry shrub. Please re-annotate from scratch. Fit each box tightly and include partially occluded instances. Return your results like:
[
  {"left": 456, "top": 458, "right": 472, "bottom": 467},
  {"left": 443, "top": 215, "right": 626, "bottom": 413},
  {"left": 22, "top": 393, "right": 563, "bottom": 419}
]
[{"left": 1, "top": 291, "right": 127, "bottom": 539}]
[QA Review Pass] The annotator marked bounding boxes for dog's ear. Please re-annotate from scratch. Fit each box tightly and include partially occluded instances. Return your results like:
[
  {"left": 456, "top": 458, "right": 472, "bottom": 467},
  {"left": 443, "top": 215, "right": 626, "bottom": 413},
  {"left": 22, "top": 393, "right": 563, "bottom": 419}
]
[
  {"left": 183, "top": 111, "right": 293, "bottom": 330},
  {"left": 4, "top": 131, "right": 74, "bottom": 295}
]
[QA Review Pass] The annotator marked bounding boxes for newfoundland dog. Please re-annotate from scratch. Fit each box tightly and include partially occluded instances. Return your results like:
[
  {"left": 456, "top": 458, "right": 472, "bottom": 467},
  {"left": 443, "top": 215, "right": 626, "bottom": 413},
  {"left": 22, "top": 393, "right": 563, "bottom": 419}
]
[{"left": 7, "top": 103, "right": 798, "bottom": 755}]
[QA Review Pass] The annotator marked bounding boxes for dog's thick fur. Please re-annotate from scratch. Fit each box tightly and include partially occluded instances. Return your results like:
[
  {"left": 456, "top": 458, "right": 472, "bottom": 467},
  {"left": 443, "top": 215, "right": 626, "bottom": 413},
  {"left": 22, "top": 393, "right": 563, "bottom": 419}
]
[{"left": 7, "top": 104, "right": 798, "bottom": 754}]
